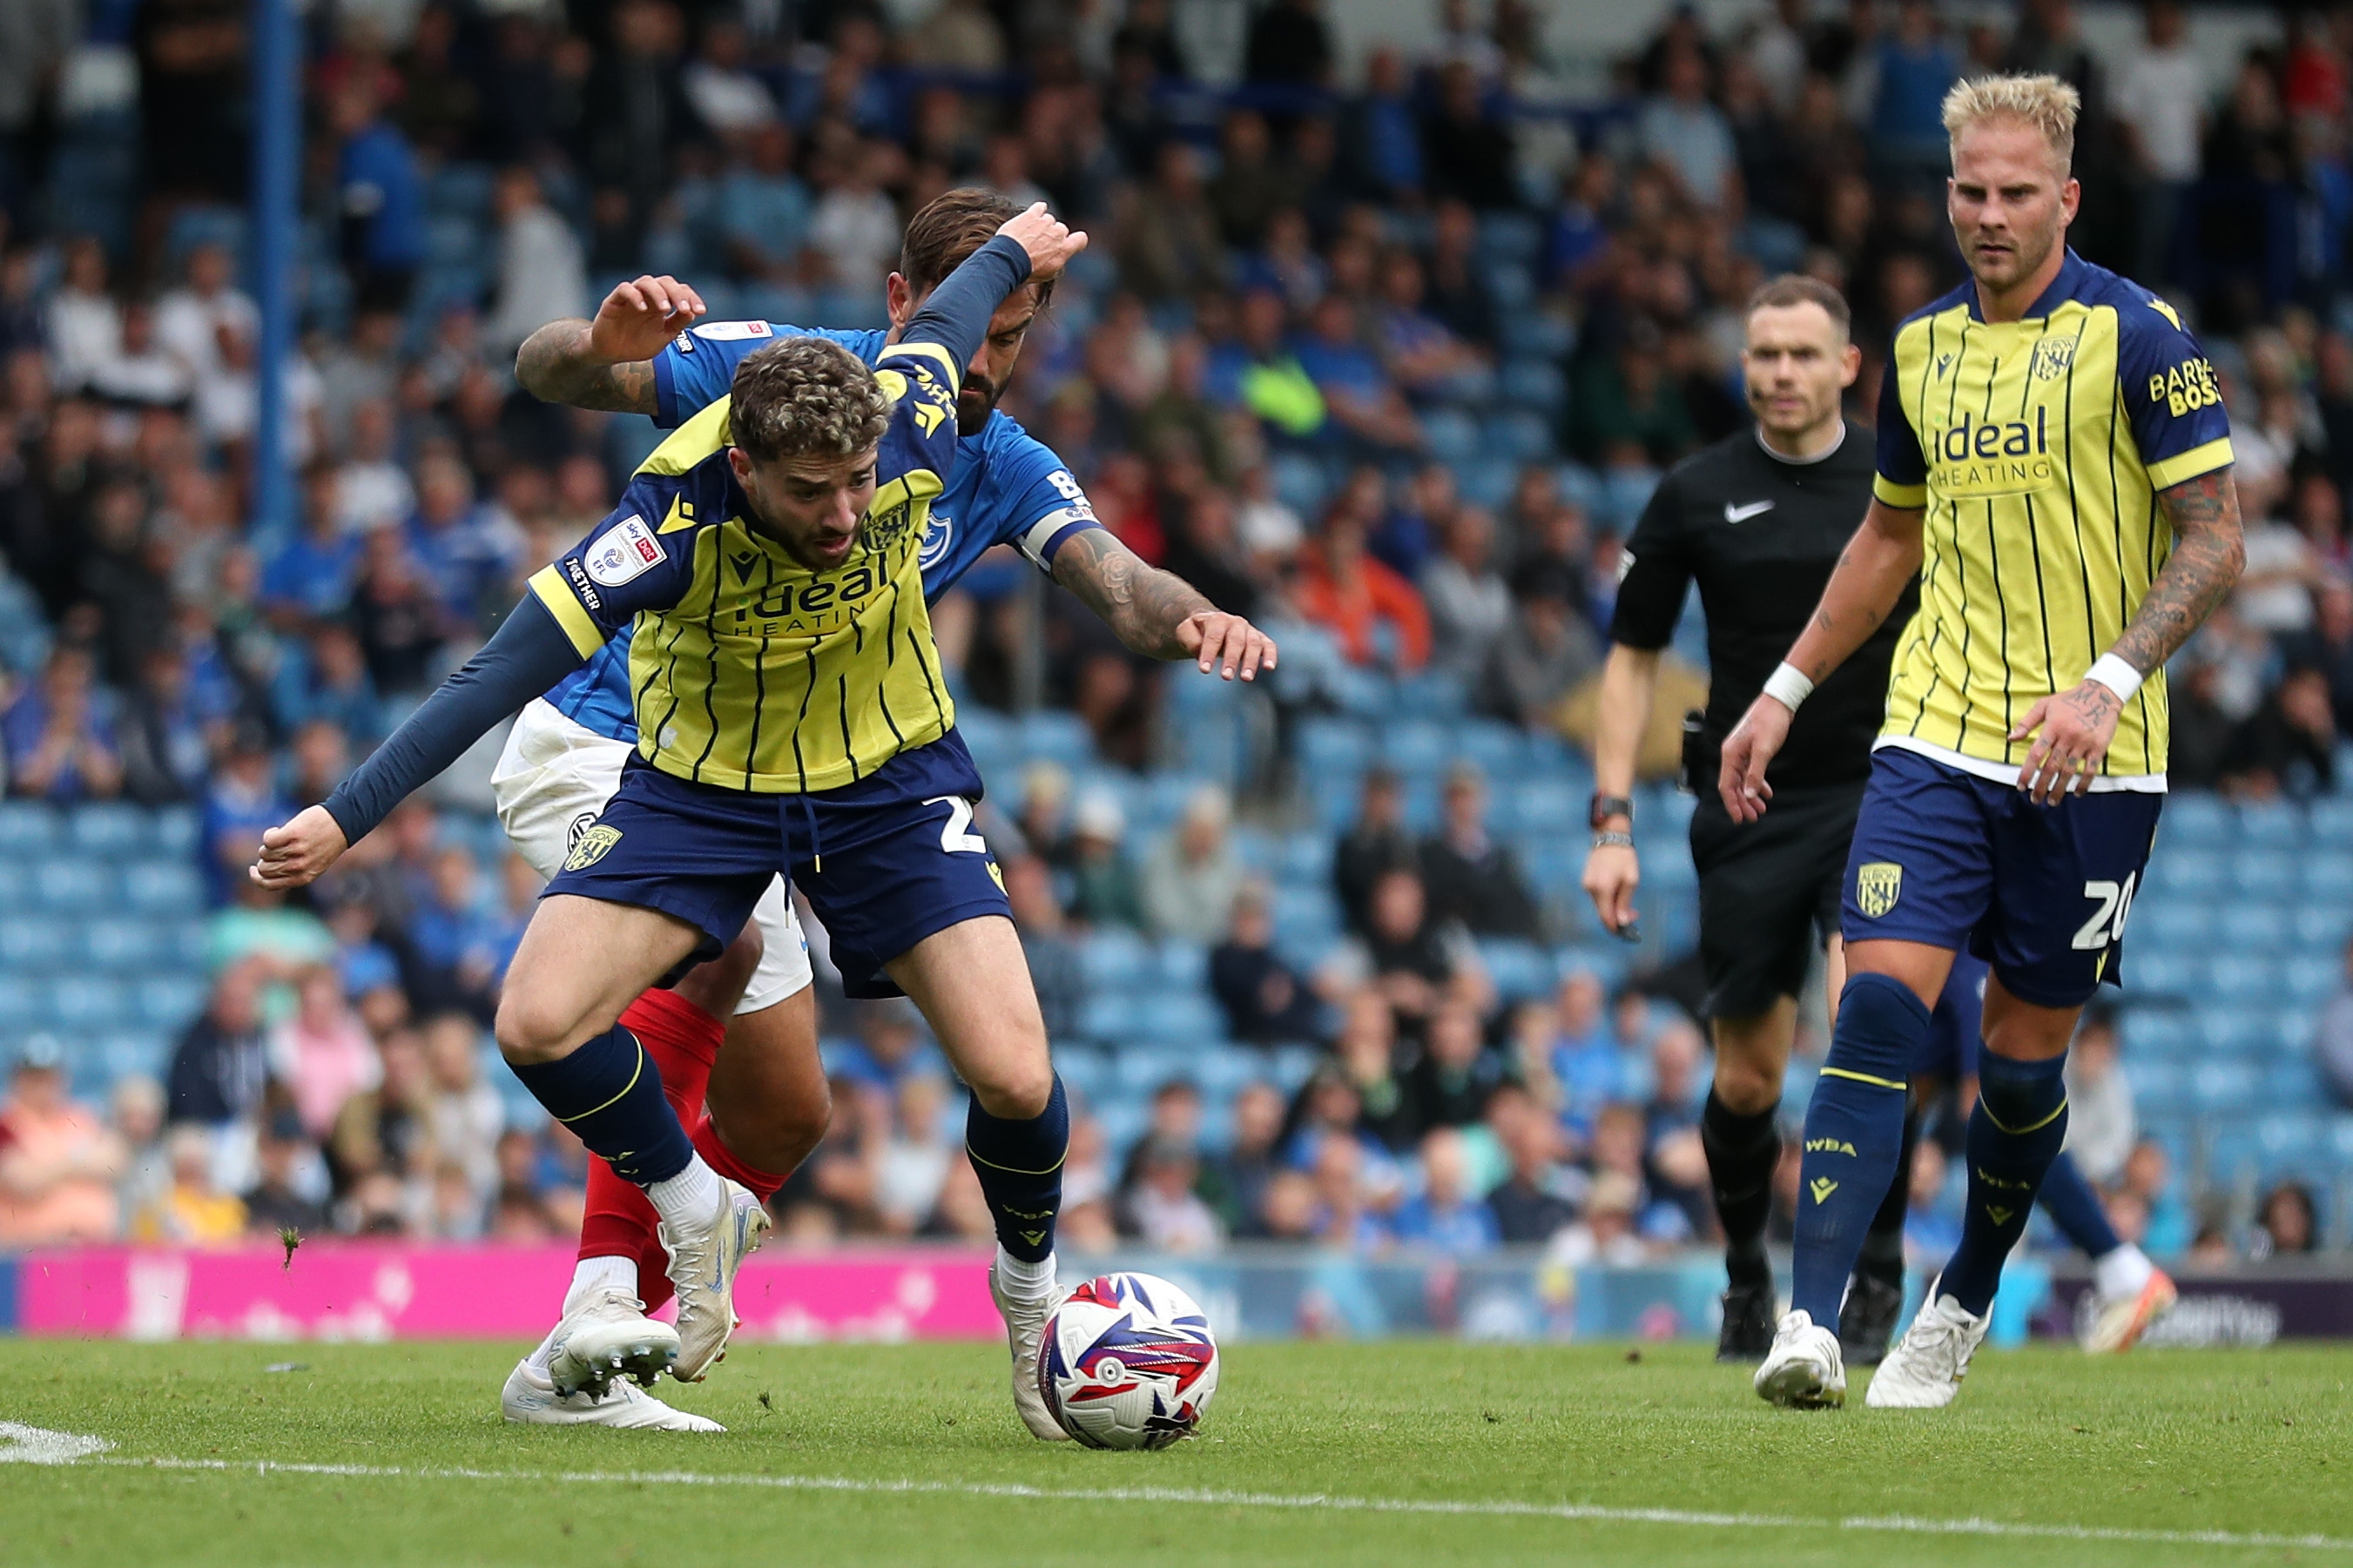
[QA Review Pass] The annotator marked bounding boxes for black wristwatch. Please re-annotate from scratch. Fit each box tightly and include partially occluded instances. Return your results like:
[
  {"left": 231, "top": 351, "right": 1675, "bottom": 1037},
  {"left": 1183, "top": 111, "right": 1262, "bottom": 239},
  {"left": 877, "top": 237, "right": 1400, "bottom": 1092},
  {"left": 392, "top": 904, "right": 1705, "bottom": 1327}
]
[{"left": 1588, "top": 793, "right": 1635, "bottom": 830}]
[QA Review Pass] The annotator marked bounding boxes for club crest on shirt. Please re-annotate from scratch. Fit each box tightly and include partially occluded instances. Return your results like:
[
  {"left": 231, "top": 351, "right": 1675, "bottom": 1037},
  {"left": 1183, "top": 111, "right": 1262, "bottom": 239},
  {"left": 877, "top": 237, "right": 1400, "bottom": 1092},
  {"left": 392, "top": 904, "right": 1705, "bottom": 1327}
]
[
  {"left": 2031, "top": 333, "right": 2080, "bottom": 380},
  {"left": 1855, "top": 861, "right": 1903, "bottom": 919},
  {"left": 565, "top": 824, "right": 624, "bottom": 871},
  {"left": 920, "top": 511, "right": 954, "bottom": 569}
]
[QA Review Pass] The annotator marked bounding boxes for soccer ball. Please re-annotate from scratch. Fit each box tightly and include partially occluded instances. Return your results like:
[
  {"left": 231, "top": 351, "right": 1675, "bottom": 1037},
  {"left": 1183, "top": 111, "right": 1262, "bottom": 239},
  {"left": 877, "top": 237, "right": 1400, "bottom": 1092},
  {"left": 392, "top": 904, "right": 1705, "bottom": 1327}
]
[{"left": 1036, "top": 1272, "right": 1219, "bottom": 1450}]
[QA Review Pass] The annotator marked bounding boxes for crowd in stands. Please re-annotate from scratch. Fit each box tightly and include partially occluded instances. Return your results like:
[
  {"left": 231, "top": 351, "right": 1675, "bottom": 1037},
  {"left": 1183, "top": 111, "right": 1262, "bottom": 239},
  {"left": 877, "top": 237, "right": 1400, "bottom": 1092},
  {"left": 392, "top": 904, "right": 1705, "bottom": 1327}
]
[{"left": 1, "top": 0, "right": 2349, "bottom": 1268}]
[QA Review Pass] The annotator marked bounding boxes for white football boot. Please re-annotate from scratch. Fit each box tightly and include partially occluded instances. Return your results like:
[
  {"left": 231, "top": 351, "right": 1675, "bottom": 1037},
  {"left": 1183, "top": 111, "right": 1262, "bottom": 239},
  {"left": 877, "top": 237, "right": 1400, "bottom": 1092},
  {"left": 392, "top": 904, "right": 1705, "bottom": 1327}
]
[
  {"left": 1866, "top": 1283, "right": 1990, "bottom": 1408},
  {"left": 1753, "top": 1309, "right": 1846, "bottom": 1409},
  {"left": 989, "top": 1258, "right": 1069, "bottom": 1441},
  {"left": 662, "top": 1176, "right": 771, "bottom": 1383},
  {"left": 502, "top": 1356, "right": 724, "bottom": 1431},
  {"left": 544, "top": 1286, "right": 682, "bottom": 1398},
  {"left": 2081, "top": 1268, "right": 2177, "bottom": 1354}
]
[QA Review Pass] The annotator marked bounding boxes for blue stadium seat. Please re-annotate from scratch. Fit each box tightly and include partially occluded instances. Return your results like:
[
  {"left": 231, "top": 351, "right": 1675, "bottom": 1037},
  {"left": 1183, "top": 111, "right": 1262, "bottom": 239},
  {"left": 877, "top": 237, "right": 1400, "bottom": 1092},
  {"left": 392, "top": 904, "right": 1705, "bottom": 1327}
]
[
  {"left": 1093, "top": 1098, "right": 1150, "bottom": 1158},
  {"left": 35, "top": 859, "right": 115, "bottom": 914},
  {"left": 122, "top": 861, "right": 203, "bottom": 917},
  {"left": 1497, "top": 359, "right": 1566, "bottom": 415},
  {"left": 2122, "top": 1009, "right": 2195, "bottom": 1057},
  {"left": 2127, "top": 1059, "right": 2188, "bottom": 1115},
  {"left": 1194, "top": 1047, "right": 1265, "bottom": 1098},
  {"left": 1510, "top": 780, "right": 1581, "bottom": 838},
  {"left": 1297, "top": 717, "right": 1370, "bottom": 780},
  {"left": 49, "top": 976, "right": 127, "bottom": 1030},
  {"left": 2195, "top": 1006, "right": 2272, "bottom": 1054},
  {"left": 2189, "top": 1059, "right": 2260, "bottom": 1110},
  {"left": 2237, "top": 801, "right": 2306, "bottom": 850},
  {"left": 1114, "top": 1043, "right": 1197, "bottom": 1093},
  {"left": 1268, "top": 1044, "right": 1320, "bottom": 1094},
  {"left": 0, "top": 979, "right": 47, "bottom": 1032},
  {"left": 2137, "top": 901, "right": 2214, "bottom": 950},
  {"left": 0, "top": 803, "right": 58, "bottom": 853},
  {"left": 1075, "top": 993, "right": 1129, "bottom": 1045},
  {"left": 1423, "top": 408, "right": 1479, "bottom": 466},
  {"left": 1381, "top": 719, "right": 1452, "bottom": 777},
  {"left": 69, "top": 803, "right": 150, "bottom": 854},
  {"left": 2234, "top": 851, "right": 2299, "bottom": 897},
  {"left": 2327, "top": 1115, "right": 2353, "bottom": 1168},
  {"left": 2302, "top": 853, "right": 2353, "bottom": 901},
  {"left": 1278, "top": 831, "right": 1331, "bottom": 885},
  {"left": 2292, "top": 904, "right": 2353, "bottom": 951},
  {"left": 426, "top": 162, "right": 496, "bottom": 219},
  {"left": 1453, "top": 456, "right": 1519, "bottom": 510},
  {"left": 1016, "top": 710, "right": 1096, "bottom": 770},
  {"left": 1270, "top": 887, "right": 1342, "bottom": 965},
  {"left": 152, "top": 807, "right": 199, "bottom": 856},
  {"left": 0, "top": 918, "right": 71, "bottom": 970},
  {"left": 82, "top": 919, "right": 168, "bottom": 972},
  {"left": 2219, "top": 906, "right": 2289, "bottom": 948},
  {"left": 1484, "top": 410, "right": 1554, "bottom": 464},
  {"left": 1133, "top": 993, "right": 1224, "bottom": 1046},
  {"left": 1270, "top": 451, "right": 1332, "bottom": 517},
  {"left": 2145, "top": 848, "right": 2227, "bottom": 899},
  {"left": 1478, "top": 939, "right": 1555, "bottom": 1002},
  {"left": 1053, "top": 1045, "right": 1111, "bottom": 1106},
  {"left": 2285, "top": 957, "right": 2338, "bottom": 1007},
  {"left": 135, "top": 975, "right": 209, "bottom": 1032},
  {"left": 2310, "top": 798, "right": 2353, "bottom": 849},
  {"left": 94, "top": 1031, "right": 168, "bottom": 1084},
  {"left": 2255, "top": 1111, "right": 2324, "bottom": 1173},
  {"left": 1156, "top": 941, "right": 1209, "bottom": 990},
  {"left": 2262, "top": 1060, "right": 2323, "bottom": 1104},
  {"left": 1078, "top": 928, "right": 1148, "bottom": 992},
  {"left": 1453, "top": 719, "right": 1526, "bottom": 782},
  {"left": 1389, "top": 674, "right": 1466, "bottom": 719},
  {"left": 2161, "top": 794, "right": 2235, "bottom": 848}
]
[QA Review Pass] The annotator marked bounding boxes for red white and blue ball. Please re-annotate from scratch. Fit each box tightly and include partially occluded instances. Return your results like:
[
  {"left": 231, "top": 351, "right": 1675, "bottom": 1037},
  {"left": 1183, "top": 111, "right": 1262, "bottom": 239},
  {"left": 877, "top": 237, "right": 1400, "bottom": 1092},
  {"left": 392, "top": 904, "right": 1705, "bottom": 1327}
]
[{"left": 1036, "top": 1272, "right": 1219, "bottom": 1450}]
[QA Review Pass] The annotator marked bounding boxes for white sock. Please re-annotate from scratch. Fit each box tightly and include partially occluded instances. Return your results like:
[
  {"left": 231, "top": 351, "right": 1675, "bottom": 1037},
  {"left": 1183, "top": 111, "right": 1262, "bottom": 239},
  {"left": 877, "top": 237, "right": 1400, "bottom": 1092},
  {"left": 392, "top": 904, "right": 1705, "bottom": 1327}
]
[
  {"left": 2093, "top": 1242, "right": 2154, "bottom": 1300},
  {"left": 994, "top": 1246, "right": 1055, "bottom": 1295},
  {"left": 645, "top": 1155, "right": 724, "bottom": 1233}
]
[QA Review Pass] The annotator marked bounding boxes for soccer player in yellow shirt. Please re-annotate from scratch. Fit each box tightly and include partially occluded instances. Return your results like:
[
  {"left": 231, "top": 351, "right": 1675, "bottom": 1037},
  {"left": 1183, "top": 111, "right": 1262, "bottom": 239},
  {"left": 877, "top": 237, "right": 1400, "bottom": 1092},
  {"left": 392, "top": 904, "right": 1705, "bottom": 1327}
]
[
  {"left": 1719, "top": 76, "right": 2244, "bottom": 1409},
  {"left": 253, "top": 206, "right": 1090, "bottom": 1440}
]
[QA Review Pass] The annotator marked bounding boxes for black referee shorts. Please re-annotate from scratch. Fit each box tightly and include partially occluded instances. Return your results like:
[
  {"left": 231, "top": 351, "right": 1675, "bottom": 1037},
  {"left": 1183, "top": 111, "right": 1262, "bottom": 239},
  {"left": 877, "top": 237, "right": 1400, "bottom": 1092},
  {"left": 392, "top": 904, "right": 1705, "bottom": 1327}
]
[{"left": 1686, "top": 779, "right": 1865, "bottom": 1022}]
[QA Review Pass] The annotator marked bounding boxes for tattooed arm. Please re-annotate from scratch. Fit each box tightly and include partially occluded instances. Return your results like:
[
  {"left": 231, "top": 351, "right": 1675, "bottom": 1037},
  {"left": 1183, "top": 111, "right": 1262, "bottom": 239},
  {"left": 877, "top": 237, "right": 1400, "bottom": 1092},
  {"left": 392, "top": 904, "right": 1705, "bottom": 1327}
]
[
  {"left": 2010, "top": 466, "right": 2244, "bottom": 804},
  {"left": 1049, "top": 528, "right": 1279, "bottom": 680},
  {"left": 513, "top": 275, "right": 707, "bottom": 414},
  {"left": 1716, "top": 499, "right": 1925, "bottom": 819}
]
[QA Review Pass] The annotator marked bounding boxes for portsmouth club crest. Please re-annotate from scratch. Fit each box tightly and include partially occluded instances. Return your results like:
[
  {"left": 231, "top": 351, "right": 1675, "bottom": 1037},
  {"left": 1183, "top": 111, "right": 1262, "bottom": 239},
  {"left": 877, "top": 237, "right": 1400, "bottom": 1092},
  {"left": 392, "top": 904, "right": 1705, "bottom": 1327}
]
[{"left": 1855, "top": 861, "right": 1903, "bottom": 919}]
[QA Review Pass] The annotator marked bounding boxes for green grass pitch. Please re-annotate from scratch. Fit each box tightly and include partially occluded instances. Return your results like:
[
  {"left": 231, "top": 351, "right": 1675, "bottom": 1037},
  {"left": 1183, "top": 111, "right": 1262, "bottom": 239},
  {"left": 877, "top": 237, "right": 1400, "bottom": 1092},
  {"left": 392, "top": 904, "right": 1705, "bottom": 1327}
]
[{"left": 0, "top": 1339, "right": 2345, "bottom": 1567}]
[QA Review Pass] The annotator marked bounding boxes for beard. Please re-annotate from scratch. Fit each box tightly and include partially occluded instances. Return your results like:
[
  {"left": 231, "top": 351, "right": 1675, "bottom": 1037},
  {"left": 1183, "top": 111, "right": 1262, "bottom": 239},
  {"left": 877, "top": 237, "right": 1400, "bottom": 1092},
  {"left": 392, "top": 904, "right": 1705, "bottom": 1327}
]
[{"left": 955, "top": 373, "right": 1001, "bottom": 437}]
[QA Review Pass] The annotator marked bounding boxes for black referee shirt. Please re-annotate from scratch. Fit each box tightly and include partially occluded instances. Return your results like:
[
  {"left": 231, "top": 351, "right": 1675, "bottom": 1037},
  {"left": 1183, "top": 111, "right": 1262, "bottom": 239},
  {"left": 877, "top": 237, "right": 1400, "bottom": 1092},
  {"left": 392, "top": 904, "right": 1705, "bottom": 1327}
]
[{"left": 1608, "top": 423, "right": 1914, "bottom": 791}]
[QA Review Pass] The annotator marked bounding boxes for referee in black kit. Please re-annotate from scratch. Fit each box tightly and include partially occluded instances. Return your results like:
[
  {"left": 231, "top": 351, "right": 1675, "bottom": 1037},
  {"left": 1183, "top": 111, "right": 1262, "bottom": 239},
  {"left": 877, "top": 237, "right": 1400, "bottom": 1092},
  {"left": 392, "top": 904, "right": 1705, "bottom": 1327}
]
[{"left": 1580, "top": 276, "right": 1914, "bottom": 1360}]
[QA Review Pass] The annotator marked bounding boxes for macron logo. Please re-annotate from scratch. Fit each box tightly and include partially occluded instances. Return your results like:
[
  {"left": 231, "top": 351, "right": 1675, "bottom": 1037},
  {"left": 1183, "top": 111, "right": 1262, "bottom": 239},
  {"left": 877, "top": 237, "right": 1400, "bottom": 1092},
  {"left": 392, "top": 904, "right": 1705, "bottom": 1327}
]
[{"left": 1724, "top": 500, "right": 1775, "bottom": 524}]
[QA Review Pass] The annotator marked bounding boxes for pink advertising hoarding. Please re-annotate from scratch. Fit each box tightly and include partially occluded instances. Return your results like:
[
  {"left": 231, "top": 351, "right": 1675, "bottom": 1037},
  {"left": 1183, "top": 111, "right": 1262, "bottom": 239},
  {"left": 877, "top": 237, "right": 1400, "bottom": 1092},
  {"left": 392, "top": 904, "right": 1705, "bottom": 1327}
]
[{"left": 15, "top": 1245, "right": 1001, "bottom": 1342}]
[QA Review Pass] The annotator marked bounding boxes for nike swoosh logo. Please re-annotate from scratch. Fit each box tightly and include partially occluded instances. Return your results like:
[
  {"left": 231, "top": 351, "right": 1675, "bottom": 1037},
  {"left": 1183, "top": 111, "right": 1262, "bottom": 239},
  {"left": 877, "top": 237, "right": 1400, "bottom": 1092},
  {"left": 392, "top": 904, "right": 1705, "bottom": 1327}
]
[{"left": 1724, "top": 501, "right": 1776, "bottom": 523}]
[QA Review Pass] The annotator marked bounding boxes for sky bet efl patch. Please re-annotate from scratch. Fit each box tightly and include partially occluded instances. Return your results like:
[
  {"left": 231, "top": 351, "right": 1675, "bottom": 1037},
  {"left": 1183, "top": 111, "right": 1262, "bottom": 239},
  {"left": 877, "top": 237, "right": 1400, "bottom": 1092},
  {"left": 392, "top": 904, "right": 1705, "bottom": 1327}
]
[{"left": 586, "top": 515, "right": 665, "bottom": 587}]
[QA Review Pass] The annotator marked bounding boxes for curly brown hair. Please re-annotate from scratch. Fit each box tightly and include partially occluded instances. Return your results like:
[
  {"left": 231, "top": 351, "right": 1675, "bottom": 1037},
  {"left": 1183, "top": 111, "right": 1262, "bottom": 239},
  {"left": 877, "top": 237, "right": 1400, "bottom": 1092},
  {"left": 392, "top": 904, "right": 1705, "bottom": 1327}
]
[{"left": 728, "top": 337, "right": 892, "bottom": 465}]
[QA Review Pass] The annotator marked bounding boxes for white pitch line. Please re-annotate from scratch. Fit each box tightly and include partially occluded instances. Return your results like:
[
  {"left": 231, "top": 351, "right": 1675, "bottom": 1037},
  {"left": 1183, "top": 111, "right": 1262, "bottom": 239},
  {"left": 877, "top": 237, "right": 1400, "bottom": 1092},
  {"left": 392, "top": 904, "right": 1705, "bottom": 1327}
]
[{"left": 64, "top": 1453, "right": 2351, "bottom": 1553}]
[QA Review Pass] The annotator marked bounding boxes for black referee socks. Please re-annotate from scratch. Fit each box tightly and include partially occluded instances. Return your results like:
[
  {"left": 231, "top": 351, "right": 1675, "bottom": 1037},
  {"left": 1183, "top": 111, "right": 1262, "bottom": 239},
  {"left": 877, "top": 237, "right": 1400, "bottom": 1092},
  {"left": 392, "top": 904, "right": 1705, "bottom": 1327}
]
[
  {"left": 966, "top": 1073, "right": 1069, "bottom": 1264},
  {"left": 1700, "top": 1090, "right": 1782, "bottom": 1290},
  {"left": 510, "top": 1025, "right": 694, "bottom": 1187}
]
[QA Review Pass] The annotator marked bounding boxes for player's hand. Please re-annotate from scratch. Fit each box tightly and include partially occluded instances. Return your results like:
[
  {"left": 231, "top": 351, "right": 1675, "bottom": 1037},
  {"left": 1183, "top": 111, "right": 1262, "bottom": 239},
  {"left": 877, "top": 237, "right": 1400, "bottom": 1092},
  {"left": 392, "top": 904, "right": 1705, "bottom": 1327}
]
[
  {"left": 587, "top": 275, "right": 707, "bottom": 365},
  {"left": 2010, "top": 678, "right": 2124, "bottom": 806},
  {"left": 249, "top": 806, "right": 350, "bottom": 892},
  {"left": 1174, "top": 611, "right": 1278, "bottom": 681},
  {"left": 1581, "top": 839, "right": 1640, "bottom": 937},
  {"left": 1718, "top": 695, "right": 1793, "bottom": 822},
  {"left": 995, "top": 202, "right": 1089, "bottom": 279}
]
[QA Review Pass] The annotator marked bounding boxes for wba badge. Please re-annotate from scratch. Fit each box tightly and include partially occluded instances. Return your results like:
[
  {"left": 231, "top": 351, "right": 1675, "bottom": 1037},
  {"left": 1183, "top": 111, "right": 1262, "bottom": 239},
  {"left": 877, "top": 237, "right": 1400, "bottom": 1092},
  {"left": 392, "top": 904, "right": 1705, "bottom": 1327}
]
[
  {"left": 1855, "top": 861, "right": 1904, "bottom": 918},
  {"left": 565, "top": 824, "right": 624, "bottom": 871},
  {"left": 2031, "top": 333, "right": 2079, "bottom": 380}
]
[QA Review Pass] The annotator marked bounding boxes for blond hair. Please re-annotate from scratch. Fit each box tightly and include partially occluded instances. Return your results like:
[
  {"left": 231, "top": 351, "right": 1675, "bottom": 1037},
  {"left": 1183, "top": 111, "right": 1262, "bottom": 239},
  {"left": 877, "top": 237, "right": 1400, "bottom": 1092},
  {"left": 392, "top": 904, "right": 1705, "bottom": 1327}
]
[{"left": 1941, "top": 73, "right": 2081, "bottom": 172}]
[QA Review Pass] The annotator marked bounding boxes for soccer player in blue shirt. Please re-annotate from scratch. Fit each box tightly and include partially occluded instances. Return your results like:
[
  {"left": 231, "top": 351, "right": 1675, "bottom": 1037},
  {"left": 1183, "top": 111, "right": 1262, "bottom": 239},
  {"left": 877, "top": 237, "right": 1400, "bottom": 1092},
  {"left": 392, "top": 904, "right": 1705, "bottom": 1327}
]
[{"left": 1721, "top": 77, "right": 2242, "bottom": 1409}]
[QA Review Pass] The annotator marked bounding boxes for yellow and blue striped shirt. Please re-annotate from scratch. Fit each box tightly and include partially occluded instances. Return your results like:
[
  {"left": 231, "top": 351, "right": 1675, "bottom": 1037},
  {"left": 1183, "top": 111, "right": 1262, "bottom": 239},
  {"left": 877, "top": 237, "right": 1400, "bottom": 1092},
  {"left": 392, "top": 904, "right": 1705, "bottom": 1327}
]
[
  {"left": 526, "top": 337, "right": 967, "bottom": 793},
  {"left": 1873, "top": 250, "right": 2234, "bottom": 784}
]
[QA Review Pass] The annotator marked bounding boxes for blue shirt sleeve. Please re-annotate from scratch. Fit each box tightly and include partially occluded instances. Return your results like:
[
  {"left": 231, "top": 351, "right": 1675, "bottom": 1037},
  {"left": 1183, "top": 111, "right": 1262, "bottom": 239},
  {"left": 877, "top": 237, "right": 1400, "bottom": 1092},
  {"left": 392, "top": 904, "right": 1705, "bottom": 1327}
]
[
  {"left": 2113, "top": 293, "right": 2235, "bottom": 491},
  {"left": 1874, "top": 357, "right": 1928, "bottom": 507},
  {"left": 983, "top": 421, "right": 1103, "bottom": 569},
  {"left": 651, "top": 322, "right": 890, "bottom": 428}
]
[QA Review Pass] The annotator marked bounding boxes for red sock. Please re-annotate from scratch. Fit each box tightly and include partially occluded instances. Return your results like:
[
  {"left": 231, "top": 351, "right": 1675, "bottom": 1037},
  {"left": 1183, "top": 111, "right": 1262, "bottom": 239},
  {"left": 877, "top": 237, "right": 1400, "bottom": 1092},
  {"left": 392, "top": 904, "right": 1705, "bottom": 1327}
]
[
  {"left": 693, "top": 1112, "right": 789, "bottom": 1201},
  {"left": 575, "top": 990, "right": 728, "bottom": 1315}
]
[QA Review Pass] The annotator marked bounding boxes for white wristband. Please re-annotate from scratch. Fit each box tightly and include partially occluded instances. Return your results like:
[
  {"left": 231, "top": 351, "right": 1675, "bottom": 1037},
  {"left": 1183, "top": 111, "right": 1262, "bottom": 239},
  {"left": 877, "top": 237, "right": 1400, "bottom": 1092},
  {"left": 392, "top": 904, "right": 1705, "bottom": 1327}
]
[
  {"left": 1761, "top": 662, "right": 1816, "bottom": 712},
  {"left": 2085, "top": 653, "right": 2145, "bottom": 702}
]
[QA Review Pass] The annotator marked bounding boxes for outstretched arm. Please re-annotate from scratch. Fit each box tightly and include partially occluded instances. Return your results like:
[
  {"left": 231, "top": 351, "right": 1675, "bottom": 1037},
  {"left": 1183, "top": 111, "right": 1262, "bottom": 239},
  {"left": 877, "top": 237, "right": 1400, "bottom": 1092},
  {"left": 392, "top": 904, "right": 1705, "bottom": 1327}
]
[
  {"left": 513, "top": 274, "right": 707, "bottom": 414},
  {"left": 1049, "top": 528, "right": 1278, "bottom": 679},
  {"left": 2010, "top": 466, "right": 2244, "bottom": 804},
  {"left": 1718, "top": 498, "right": 1925, "bottom": 820},
  {"left": 251, "top": 597, "right": 589, "bottom": 888}
]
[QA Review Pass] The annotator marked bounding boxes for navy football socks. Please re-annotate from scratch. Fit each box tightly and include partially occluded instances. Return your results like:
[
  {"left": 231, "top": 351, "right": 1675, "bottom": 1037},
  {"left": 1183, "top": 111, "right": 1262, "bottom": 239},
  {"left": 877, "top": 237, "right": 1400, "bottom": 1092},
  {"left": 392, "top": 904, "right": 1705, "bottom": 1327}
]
[
  {"left": 966, "top": 1073, "right": 1069, "bottom": 1263},
  {"left": 1856, "top": 1104, "right": 1923, "bottom": 1281},
  {"left": 1790, "top": 972, "right": 1929, "bottom": 1323},
  {"left": 2034, "top": 1148, "right": 2124, "bottom": 1262},
  {"left": 510, "top": 1025, "right": 694, "bottom": 1186},
  {"left": 1699, "top": 1089, "right": 1782, "bottom": 1291},
  {"left": 1940, "top": 1050, "right": 2071, "bottom": 1316}
]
